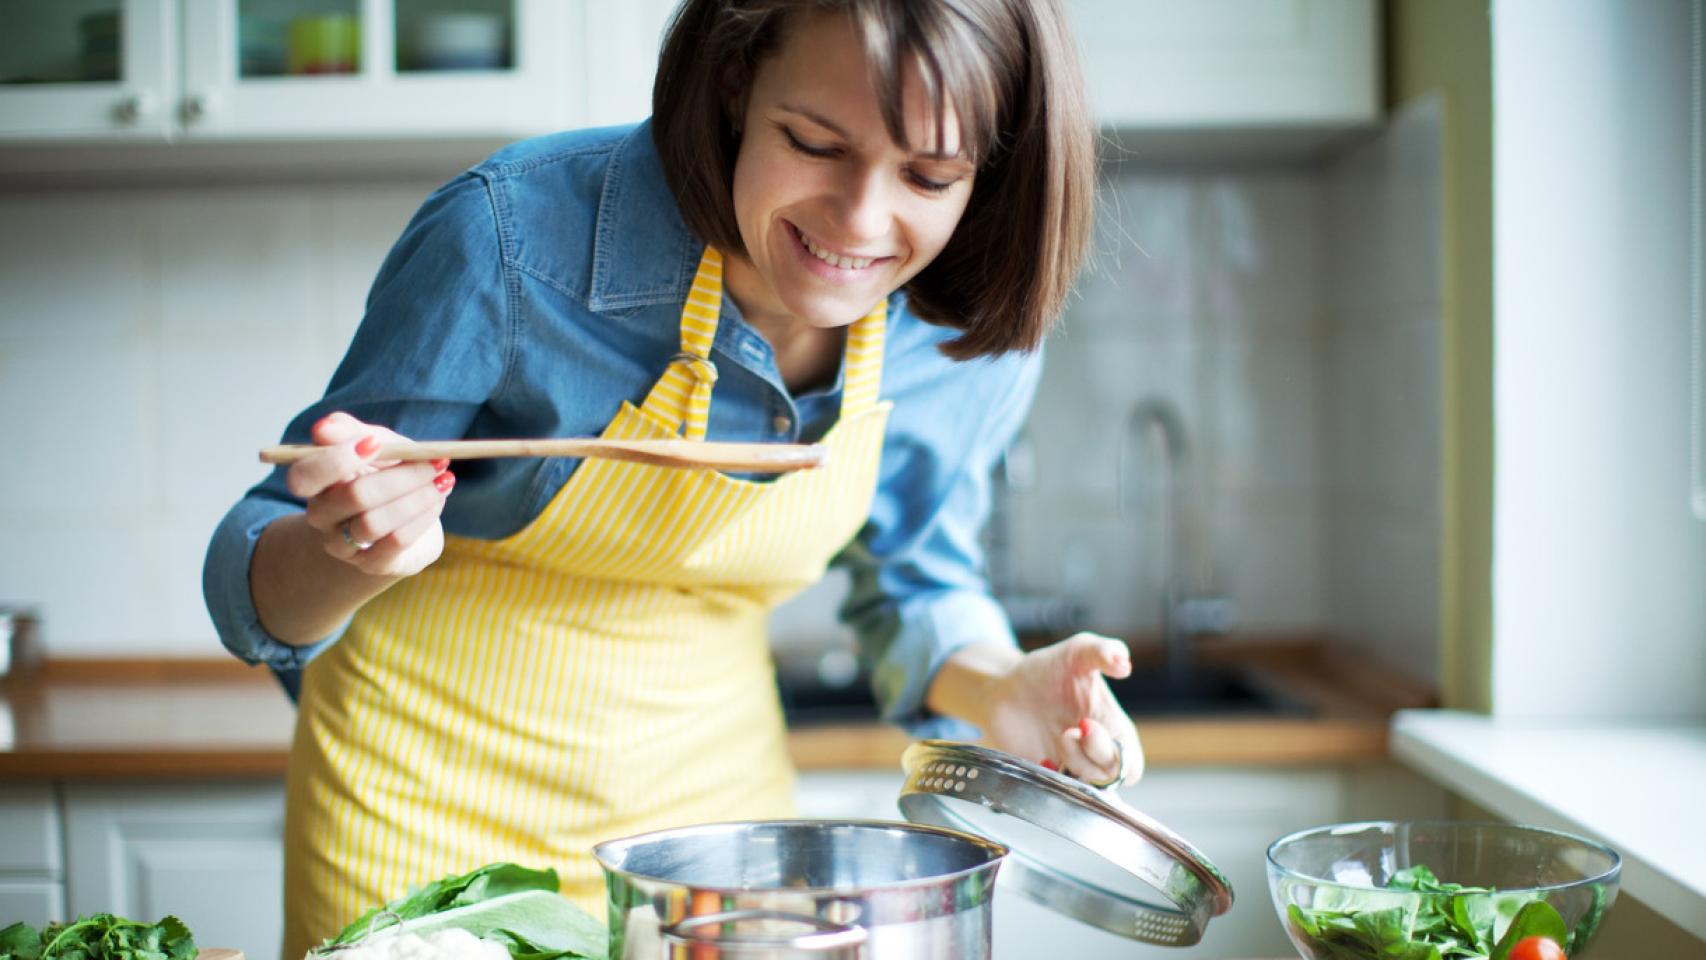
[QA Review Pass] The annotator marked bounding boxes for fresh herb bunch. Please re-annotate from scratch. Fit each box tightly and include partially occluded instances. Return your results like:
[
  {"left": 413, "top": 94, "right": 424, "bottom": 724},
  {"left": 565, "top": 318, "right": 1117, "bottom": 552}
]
[
  {"left": 1286, "top": 865, "right": 1592, "bottom": 960},
  {"left": 0, "top": 915, "right": 197, "bottom": 960}
]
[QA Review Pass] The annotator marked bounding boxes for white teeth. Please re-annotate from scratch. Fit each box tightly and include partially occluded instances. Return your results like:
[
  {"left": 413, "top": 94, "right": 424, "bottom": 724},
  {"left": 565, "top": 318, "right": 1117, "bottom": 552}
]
[{"left": 797, "top": 227, "right": 873, "bottom": 270}]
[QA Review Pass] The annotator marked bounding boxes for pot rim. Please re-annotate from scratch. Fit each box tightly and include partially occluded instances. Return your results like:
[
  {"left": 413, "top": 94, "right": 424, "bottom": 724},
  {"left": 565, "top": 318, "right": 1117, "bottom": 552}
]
[{"left": 592, "top": 817, "right": 1009, "bottom": 897}]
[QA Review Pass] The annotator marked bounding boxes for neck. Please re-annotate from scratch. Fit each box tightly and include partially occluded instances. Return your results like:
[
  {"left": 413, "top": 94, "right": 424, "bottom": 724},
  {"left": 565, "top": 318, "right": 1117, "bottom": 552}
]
[{"left": 724, "top": 253, "right": 847, "bottom": 395}]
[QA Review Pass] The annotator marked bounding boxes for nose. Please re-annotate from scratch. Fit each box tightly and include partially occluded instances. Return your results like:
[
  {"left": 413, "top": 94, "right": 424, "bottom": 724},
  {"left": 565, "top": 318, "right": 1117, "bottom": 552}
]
[{"left": 830, "top": 166, "right": 892, "bottom": 245}]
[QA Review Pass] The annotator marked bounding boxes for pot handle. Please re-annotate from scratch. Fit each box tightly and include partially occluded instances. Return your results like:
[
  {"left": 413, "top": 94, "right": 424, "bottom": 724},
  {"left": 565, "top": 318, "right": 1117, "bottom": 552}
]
[{"left": 660, "top": 909, "right": 867, "bottom": 958}]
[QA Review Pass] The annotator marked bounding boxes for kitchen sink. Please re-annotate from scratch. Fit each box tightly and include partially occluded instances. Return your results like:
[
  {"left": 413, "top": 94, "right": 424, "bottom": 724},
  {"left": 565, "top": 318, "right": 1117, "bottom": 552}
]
[{"left": 1105, "top": 664, "right": 1311, "bottom": 717}]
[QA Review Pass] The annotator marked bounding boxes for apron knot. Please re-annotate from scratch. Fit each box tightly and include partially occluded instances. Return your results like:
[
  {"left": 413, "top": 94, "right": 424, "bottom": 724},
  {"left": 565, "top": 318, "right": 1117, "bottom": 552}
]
[{"left": 668, "top": 351, "right": 719, "bottom": 385}]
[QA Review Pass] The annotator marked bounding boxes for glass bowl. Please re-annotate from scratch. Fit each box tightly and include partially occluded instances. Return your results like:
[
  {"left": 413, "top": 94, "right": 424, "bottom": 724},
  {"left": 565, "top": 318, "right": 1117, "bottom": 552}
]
[{"left": 1267, "top": 821, "right": 1621, "bottom": 959}]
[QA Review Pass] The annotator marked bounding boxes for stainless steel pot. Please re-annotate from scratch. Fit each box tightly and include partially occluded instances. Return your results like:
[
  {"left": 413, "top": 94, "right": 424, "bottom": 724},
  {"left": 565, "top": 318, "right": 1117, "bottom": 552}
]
[{"left": 593, "top": 819, "right": 1006, "bottom": 959}]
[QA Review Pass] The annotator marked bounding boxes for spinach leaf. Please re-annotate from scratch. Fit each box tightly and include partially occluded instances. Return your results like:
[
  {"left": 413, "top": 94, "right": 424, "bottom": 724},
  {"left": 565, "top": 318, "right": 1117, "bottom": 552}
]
[
  {"left": 1567, "top": 883, "right": 1607, "bottom": 953},
  {"left": 1488, "top": 901, "right": 1569, "bottom": 960},
  {"left": 485, "top": 928, "right": 598, "bottom": 960},
  {"left": 1285, "top": 868, "right": 1566, "bottom": 960},
  {"left": 328, "top": 863, "right": 561, "bottom": 947}
]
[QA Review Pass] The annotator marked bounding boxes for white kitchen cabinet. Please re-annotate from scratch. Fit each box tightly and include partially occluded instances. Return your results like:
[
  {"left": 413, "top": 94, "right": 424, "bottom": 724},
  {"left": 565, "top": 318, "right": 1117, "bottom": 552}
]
[
  {"left": 0, "top": 881, "right": 67, "bottom": 928},
  {"left": 0, "top": 0, "right": 175, "bottom": 140},
  {"left": 63, "top": 781, "right": 286, "bottom": 960},
  {"left": 0, "top": 784, "right": 66, "bottom": 927},
  {"left": 1069, "top": 0, "right": 1379, "bottom": 131},
  {"left": 0, "top": 0, "right": 572, "bottom": 143}
]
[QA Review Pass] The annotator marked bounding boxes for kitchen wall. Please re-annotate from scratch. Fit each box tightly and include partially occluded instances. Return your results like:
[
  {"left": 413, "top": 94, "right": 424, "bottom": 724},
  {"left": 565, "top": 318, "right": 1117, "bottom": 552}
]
[
  {"left": 0, "top": 108, "right": 1443, "bottom": 685},
  {"left": 1490, "top": 0, "right": 1706, "bottom": 719}
]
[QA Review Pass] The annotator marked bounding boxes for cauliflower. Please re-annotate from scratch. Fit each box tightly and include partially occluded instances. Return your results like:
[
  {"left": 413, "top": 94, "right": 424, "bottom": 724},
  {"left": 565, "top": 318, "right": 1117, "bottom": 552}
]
[{"left": 327, "top": 928, "right": 511, "bottom": 960}]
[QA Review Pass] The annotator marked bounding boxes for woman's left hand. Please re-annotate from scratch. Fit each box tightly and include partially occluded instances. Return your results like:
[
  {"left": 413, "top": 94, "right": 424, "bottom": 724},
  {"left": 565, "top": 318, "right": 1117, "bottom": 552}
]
[{"left": 980, "top": 632, "right": 1143, "bottom": 788}]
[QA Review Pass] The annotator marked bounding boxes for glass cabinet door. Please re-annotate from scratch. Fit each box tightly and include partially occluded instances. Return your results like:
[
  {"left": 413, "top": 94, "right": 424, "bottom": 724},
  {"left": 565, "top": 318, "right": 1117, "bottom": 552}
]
[
  {"left": 0, "top": 0, "right": 174, "bottom": 139},
  {"left": 180, "top": 0, "right": 571, "bottom": 139}
]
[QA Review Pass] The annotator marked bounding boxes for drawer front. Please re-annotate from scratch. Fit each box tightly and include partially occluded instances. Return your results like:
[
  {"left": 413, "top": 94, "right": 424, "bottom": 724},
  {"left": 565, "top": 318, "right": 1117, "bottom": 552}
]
[{"left": 0, "top": 784, "right": 62, "bottom": 873}]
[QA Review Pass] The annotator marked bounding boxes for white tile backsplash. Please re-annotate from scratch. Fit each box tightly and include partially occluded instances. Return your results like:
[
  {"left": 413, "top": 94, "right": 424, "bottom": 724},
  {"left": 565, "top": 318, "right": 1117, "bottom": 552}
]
[
  {"left": 1202, "top": 171, "right": 1324, "bottom": 334},
  {"left": 0, "top": 194, "right": 151, "bottom": 343},
  {"left": 1010, "top": 100, "right": 1442, "bottom": 676},
  {"left": 156, "top": 188, "right": 320, "bottom": 343},
  {"left": 0, "top": 181, "right": 410, "bottom": 655}
]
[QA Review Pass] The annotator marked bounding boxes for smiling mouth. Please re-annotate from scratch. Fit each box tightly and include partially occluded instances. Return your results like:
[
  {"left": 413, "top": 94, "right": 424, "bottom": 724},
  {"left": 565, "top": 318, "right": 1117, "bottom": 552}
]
[{"left": 791, "top": 223, "right": 883, "bottom": 271}]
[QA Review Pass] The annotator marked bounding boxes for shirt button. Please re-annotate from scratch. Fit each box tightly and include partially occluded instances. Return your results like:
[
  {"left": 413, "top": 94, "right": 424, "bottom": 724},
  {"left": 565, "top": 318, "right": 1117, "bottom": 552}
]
[{"left": 772, "top": 415, "right": 792, "bottom": 434}]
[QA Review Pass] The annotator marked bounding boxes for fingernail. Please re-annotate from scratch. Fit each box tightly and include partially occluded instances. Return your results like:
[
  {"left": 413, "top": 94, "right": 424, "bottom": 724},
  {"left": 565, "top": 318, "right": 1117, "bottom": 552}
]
[
  {"left": 434, "top": 470, "right": 455, "bottom": 493},
  {"left": 431, "top": 459, "right": 450, "bottom": 472},
  {"left": 1079, "top": 718, "right": 1093, "bottom": 740},
  {"left": 355, "top": 435, "right": 380, "bottom": 457},
  {"left": 1040, "top": 759, "right": 1059, "bottom": 771}
]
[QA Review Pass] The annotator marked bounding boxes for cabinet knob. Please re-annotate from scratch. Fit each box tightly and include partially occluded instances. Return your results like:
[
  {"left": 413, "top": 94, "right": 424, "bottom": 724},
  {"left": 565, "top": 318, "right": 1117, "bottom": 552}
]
[
  {"left": 181, "top": 94, "right": 214, "bottom": 124},
  {"left": 112, "top": 92, "right": 155, "bottom": 124}
]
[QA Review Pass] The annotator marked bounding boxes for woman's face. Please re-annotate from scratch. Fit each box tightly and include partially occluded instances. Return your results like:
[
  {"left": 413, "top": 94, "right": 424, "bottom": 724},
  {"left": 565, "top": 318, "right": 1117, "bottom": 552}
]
[{"left": 728, "top": 11, "right": 977, "bottom": 329}]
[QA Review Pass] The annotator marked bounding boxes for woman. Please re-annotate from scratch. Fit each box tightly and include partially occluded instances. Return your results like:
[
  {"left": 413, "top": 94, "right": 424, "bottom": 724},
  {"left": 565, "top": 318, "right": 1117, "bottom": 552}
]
[{"left": 204, "top": 1, "right": 1141, "bottom": 955}]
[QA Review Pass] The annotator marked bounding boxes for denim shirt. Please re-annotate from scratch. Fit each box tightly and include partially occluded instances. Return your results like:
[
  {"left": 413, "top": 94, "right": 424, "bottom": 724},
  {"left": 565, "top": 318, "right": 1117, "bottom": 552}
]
[{"left": 203, "top": 121, "right": 1037, "bottom": 739}]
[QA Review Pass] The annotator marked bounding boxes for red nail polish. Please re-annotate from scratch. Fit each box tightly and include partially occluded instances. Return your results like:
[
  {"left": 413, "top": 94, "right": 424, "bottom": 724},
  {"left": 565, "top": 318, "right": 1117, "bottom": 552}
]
[
  {"left": 355, "top": 436, "right": 380, "bottom": 457},
  {"left": 1079, "top": 718, "right": 1093, "bottom": 740},
  {"left": 431, "top": 459, "right": 450, "bottom": 472},
  {"left": 434, "top": 471, "right": 455, "bottom": 493},
  {"left": 1040, "top": 759, "right": 1059, "bottom": 771}
]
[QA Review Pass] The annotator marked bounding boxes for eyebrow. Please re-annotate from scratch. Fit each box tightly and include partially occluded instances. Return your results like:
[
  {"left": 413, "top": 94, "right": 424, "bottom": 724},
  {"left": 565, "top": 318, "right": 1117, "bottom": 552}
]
[{"left": 777, "top": 103, "right": 968, "bottom": 162}]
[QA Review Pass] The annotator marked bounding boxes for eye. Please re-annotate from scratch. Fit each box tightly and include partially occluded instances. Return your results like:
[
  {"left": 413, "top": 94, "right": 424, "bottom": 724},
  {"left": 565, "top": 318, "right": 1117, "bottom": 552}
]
[
  {"left": 907, "top": 169, "right": 958, "bottom": 194},
  {"left": 780, "top": 125, "right": 840, "bottom": 159}
]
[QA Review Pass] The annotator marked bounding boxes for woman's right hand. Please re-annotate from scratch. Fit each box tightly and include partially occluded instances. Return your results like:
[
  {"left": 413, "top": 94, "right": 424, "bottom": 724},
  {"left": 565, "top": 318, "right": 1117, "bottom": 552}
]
[{"left": 286, "top": 411, "right": 455, "bottom": 578}]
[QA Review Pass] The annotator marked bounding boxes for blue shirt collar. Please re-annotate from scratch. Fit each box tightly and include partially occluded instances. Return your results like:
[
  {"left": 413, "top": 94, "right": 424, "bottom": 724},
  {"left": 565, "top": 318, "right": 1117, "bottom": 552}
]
[{"left": 587, "top": 120, "right": 706, "bottom": 314}]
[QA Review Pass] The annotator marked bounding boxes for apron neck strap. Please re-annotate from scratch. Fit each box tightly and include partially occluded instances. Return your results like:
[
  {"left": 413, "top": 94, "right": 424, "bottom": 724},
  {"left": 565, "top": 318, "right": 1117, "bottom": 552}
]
[{"left": 640, "top": 247, "right": 887, "bottom": 440}]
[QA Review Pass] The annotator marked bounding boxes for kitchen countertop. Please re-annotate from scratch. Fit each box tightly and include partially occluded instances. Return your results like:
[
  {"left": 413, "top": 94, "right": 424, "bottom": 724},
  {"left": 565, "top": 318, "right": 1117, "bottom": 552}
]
[
  {"left": 0, "top": 640, "right": 1431, "bottom": 779},
  {"left": 1392, "top": 709, "right": 1706, "bottom": 943}
]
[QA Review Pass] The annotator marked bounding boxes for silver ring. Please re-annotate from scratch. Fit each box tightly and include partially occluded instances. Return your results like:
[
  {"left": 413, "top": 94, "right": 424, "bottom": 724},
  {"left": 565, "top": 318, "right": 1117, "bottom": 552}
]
[
  {"left": 1085, "top": 743, "right": 1125, "bottom": 787},
  {"left": 340, "top": 520, "right": 372, "bottom": 552}
]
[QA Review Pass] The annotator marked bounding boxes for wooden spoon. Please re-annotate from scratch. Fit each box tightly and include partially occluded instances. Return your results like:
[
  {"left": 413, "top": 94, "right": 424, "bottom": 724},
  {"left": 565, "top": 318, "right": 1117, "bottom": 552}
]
[{"left": 258, "top": 438, "right": 827, "bottom": 473}]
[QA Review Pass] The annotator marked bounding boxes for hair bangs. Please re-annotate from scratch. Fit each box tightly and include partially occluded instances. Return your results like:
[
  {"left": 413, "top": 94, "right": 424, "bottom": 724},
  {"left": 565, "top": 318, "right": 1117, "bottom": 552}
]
[{"left": 852, "top": 2, "right": 1005, "bottom": 165}]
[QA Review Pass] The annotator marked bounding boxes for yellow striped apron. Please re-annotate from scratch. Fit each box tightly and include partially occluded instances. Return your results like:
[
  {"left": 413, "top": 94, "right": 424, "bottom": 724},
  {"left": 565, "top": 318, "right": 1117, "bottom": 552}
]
[{"left": 282, "top": 248, "right": 891, "bottom": 959}]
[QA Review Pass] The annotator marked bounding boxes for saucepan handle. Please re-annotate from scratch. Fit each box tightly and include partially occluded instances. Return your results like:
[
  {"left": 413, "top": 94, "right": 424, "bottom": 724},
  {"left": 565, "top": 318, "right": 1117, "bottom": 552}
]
[{"left": 660, "top": 908, "right": 866, "bottom": 958}]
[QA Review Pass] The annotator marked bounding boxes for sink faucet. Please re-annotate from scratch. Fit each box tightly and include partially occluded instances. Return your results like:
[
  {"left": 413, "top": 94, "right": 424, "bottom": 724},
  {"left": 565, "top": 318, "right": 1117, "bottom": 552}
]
[{"left": 1118, "top": 396, "right": 1234, "bottom": 683}]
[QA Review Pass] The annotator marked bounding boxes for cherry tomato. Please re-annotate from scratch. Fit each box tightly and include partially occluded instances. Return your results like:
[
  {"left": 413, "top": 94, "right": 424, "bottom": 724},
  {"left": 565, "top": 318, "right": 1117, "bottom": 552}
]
[{"left": 1508, "top": 935, "right": 1567, "bottom": 960}]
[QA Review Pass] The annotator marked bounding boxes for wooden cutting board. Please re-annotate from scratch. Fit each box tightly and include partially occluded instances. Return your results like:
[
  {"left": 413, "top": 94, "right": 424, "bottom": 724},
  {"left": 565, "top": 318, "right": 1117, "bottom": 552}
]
[{"left": 196, "top": 950, "right": 244, "bottom": 960}]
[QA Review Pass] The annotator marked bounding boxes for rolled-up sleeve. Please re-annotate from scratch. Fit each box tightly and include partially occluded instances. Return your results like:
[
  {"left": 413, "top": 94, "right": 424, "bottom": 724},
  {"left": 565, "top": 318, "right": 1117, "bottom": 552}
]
[
  {"left": 838, "top": 346, "right": 1042, "bottom": 740},
  {"left": 202, "top": 172, "right": 510, "bottom": 684}
]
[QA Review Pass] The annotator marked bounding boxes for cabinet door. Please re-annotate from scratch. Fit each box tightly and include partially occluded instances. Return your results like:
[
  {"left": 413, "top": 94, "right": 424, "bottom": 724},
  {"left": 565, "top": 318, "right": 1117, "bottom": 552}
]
[
  {"left": 178, "top": 0, "right": 572, "bottom": 139},
  {"left": 0, "top": 784, "right": 64, "bottom": 874},
  {"left": 0, "top": 0, "right": 174, "bottom": 140},
  {"left": 63, "top": 781, "right": 286, "bottom": 960},
  {"left": 1069, "top": 0, "right": 1378, "bottom": 128},
  {"left": 0, "top": 881, "right": 66, "bottom": 928}
]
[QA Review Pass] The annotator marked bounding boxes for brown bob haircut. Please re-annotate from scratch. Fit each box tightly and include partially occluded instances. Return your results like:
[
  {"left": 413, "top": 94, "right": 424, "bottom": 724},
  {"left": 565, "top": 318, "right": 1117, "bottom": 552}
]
[{"left": 652, "top": 0, "right": 1095, "bottom": 359}]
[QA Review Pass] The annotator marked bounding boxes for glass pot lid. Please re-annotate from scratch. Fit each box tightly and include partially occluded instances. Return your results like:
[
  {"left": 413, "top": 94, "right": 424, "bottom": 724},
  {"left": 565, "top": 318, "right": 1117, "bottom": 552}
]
[{"left": 897, "top": 740, "right": 1234, "bottom": 947}]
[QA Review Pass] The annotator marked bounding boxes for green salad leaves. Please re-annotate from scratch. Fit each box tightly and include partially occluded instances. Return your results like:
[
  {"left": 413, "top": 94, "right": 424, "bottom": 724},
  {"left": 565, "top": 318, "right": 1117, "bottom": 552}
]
[
  {"left": 0, "top": 915, "right": 196, "bottom": 960},
  {"left": 1286, "top": 865, "right": 1596, "bottom": 960}
]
